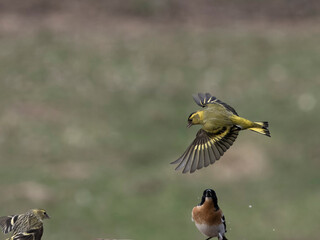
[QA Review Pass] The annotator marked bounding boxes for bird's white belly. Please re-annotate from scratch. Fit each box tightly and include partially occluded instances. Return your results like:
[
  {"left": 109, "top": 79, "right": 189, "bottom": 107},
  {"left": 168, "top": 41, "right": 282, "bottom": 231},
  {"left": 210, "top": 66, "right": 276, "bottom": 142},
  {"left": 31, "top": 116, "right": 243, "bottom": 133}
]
[{"left": 195, "top": 223, "right": 225, "bottom": 238}]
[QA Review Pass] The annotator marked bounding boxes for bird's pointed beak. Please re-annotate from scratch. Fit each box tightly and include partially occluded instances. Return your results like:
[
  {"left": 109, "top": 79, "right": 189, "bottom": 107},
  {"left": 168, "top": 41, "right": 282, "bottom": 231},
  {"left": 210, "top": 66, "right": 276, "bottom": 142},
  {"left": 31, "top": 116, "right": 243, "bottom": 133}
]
[
  {"left": 45, "top": 214, "right": 50, "bottom": 219},
  {"left": 187, "top": 122, "right": 193, "bottom": 128}
]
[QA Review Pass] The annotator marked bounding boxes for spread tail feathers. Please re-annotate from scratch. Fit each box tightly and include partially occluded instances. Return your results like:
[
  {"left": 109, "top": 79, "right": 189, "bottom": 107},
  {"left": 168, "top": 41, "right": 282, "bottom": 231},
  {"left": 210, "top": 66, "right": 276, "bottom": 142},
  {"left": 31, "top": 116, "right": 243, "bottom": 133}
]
[{"left": 250, "top": 121, "right": 270, "bottom": 137}]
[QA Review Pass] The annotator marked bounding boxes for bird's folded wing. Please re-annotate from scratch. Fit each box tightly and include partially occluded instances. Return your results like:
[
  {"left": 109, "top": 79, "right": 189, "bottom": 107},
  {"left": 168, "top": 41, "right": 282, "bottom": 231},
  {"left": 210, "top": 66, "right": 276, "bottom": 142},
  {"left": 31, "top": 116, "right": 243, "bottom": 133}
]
[
  {"left": 11, "top": 227, "right": 43, "bottom": 240},
  {"left": 0, "top": 215, "right": 19, "bottom": 234},
  {"left": 11, "top": 232, "right": 34, "bottom": 240},
  {"left": 171, "top": 126, "right": 240, "bottom": 173},
  {"left": 193, "top": 93, "right": 238, "bottom": 116}
]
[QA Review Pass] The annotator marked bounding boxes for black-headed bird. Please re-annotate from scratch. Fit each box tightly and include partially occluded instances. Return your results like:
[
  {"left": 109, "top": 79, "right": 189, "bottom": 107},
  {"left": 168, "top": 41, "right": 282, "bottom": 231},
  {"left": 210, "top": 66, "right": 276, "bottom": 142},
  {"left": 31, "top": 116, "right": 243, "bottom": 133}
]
[
  {"left": 0, "top": 209, "right": 50, "bottom": 240},
  {"left": 171, "top": 93, "right": 270, "bottom": 173},
  {"left": 192, "top": 189, "right": 227, "bottom": 240}
]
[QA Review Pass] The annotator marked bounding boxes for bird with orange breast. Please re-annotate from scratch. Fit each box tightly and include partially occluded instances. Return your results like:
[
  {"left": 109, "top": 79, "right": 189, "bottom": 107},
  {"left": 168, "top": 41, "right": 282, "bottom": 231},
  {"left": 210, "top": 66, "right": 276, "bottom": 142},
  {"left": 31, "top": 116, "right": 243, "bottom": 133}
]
[{"left": 192, "top": 189, "right": 228, "bottom": 240}]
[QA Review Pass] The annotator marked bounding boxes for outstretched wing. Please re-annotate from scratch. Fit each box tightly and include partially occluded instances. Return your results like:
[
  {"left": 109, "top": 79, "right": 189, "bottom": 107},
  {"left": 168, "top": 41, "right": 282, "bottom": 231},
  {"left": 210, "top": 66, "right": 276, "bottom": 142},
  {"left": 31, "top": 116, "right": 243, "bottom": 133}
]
[
  {"left": 0, "top": 215, "right": 19, "bottom": 234},
  {"left": 171, "top": 126, "right": 240, "bottom": 173},
  {"left": 193, "top": 93, "right": 238, "bottom": 116}
]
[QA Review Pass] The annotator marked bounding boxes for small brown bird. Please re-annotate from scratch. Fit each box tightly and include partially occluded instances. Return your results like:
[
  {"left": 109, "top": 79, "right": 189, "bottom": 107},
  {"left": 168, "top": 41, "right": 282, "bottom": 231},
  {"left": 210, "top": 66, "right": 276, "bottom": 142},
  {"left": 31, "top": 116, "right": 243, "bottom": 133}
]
[
  {"left": 192, "top": 189, "right": 227, "bottom": 240},
  {"left": 0, "top": 209, "right": 50, "bottom": 240},
  {"left": 172, "top": 93, "right": 270, "bottom": 173}
]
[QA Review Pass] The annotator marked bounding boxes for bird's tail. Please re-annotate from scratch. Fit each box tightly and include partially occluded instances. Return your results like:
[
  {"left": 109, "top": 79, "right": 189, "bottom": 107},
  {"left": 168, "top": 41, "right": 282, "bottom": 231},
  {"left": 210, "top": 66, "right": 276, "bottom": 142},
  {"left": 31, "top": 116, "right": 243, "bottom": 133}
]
[{"left": 249, "top": 121, "right": 270, "bottom": 137}]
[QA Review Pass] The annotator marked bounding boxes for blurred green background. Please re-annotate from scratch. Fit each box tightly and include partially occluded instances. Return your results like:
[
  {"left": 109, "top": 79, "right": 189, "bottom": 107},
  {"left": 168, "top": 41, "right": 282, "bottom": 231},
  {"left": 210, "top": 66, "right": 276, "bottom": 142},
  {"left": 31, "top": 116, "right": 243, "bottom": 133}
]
[{"left": 0, "top": 1, "right": 319, "bottom": 240}]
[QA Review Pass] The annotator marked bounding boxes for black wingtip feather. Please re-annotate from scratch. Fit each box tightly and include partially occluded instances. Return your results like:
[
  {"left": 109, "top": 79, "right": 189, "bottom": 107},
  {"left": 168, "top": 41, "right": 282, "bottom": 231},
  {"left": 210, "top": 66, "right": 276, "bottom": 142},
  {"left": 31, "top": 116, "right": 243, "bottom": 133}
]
[
  {"left": 265, "top": 129, "right": 271, "bottom": 137},
  {"left": 262, "top": 122, "right": 271, "bottom": 137},
  {"left": 256, "top": 121, "right": 271, "bottom": 137}
]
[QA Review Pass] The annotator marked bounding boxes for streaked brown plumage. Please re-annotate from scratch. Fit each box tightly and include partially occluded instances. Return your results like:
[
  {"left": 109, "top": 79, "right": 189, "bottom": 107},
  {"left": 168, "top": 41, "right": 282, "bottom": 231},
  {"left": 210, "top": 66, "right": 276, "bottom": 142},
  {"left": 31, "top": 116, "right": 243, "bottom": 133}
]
[{"left": 0, "top": 209, "right": 50, "bottom": 240}]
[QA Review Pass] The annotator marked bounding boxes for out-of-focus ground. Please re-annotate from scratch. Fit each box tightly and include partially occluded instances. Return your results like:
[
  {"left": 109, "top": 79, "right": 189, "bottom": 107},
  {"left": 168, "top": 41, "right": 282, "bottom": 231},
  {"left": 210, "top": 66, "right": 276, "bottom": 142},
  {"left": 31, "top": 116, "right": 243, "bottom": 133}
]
[{"left": 0, "top": 1, "right": 319, "bottom": 240}]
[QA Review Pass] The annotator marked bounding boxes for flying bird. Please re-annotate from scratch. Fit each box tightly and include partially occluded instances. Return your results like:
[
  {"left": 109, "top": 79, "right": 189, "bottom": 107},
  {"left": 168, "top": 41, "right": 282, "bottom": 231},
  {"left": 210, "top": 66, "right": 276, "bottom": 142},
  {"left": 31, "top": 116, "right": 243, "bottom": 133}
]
[
  {"left": 192, "top": 189, "right": 228, "bottom": 240},
  {"left": 0, "top": 209, "right": 50, "bottom": 240},
  {"left": 171, "top": 93, "right": 270, "bottom": 173}
]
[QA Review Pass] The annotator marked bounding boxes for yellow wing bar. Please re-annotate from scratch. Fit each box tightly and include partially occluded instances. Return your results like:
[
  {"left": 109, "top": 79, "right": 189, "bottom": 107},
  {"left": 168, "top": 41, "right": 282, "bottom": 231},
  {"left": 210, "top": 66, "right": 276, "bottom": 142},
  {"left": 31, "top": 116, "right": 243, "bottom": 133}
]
[{"left": 171, "top": 126, "right": 240, "bottom": 173}]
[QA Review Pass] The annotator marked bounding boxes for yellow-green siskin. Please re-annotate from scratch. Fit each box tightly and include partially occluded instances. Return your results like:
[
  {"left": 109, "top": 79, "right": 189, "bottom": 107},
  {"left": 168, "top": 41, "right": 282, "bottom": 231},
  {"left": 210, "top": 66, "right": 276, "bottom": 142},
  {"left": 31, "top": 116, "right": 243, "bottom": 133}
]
[
  {"left": 171, "top": 93, "right": 270, "bottom": 173},
  {"left": 0, "top": 209, "right": 50, "bottom": 240}
]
